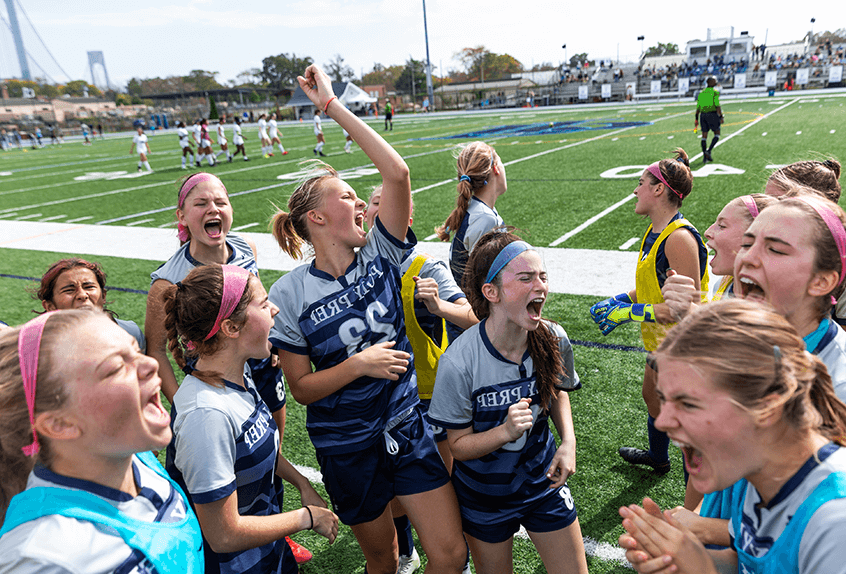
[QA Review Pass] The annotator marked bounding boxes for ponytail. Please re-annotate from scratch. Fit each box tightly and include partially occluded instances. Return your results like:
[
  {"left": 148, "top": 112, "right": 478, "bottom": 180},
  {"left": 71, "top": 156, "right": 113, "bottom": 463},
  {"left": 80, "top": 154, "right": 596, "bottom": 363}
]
[
  {"left": 527, "top": 322, "right": 566, "bottom": 413},
  {"left": 436, "top": 142, "right": 496, "bottom": 241},
  {"left": 271, "top": 160, "right": 338, "bottom": 258}
]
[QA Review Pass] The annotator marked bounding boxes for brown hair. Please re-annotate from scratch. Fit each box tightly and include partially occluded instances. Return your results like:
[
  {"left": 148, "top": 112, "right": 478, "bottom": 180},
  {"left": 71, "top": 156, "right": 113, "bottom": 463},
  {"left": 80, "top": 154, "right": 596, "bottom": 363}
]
[
  {"left": 0, "top": 310, "right": 97, "bottom": 522},
  {"left": 162, "top": 264, "right": 255, "bottom": 387},
  {"left": 773, "top": 193, "right": 846, "bottom": 320},
  {"left": 768, "top": 159, "right": 842, "bottom": 202},
  {"left": 436, "top": 142, "right": 497, "bottom": 241},
  {"left": 463, "top": 228, "right": 563, "bottom": 412},
  {"left": 34, "top": 258, "right": 114, "bottom": 316},
  {"left": 656, "top": 299, "right": 846, "bottom": 445},
  {"left": 270, "top": 160, "right": 339, "bottom": 259},
  {"left": 645, "top": 148, "right": 693, "bottom": 208}
]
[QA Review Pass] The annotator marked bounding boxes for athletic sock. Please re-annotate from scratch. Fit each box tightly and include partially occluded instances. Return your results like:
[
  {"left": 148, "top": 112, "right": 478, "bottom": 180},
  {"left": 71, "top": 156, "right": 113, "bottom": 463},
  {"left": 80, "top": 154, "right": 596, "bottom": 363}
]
[
  {"left": 143, "top": 161, "right": 152, "bottom": 171},
  {"left": 708, "top": 135, "right": 720, "bottom": 151},
  {"left": 316, "top": 142, "right": 324, "bottom": 152},
  {"left": 278, "top": 143, "right": 286, "bottom": 153},
  {"left": 215, "top": 150, "right": 224, "bottom": 158},
  {"left": 393, "top": 516, "right": 413, "bottom": 557},
  {"left": 646, "top": 415, "right": 670, "bottom": 463},
  {"left": 181, "top": 157, "right": 186, "bottom": 168},
  {"left": 700, "top": 138, "right": 707, "bottom": 154}
]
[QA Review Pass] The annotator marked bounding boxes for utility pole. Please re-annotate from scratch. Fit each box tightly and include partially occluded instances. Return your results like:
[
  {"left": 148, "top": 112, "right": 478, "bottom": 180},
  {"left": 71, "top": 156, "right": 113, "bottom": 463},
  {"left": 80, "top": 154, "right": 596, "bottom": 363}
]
[{"left": 422, "top": 0, "right": 435, "bottom": 111}]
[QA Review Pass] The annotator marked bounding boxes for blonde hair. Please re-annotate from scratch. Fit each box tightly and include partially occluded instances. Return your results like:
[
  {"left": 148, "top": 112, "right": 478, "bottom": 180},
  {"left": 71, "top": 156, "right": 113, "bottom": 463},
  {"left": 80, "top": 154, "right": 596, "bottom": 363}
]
[
  {"left": 656, "top": 299, "right": 846, "bottom": 444},
  {"left": 0, "top": 310, "right": 98, "bottom": 522},
  {"left": 270, "top": 160, "right": 339, "bottom": 259},
  {"left": 436, "top": 142, "right": 497, "bottom": 241}
]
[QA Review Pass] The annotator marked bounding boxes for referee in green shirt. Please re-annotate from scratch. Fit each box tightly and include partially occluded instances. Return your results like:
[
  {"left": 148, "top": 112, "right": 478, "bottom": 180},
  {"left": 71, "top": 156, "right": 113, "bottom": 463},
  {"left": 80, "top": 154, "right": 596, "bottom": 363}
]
[{"left": 695, "top": 77, "right": 724, "bottom": 163}]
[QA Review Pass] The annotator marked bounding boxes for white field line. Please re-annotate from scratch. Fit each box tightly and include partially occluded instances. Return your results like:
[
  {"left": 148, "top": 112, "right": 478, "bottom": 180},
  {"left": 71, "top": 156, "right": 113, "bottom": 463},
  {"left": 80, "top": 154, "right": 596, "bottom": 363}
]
[
  {"left": 233, "top": 222, "right": 262, "bottom": 231},
  {"left": 411, "top": 120, "right": 654, "bottom": 196},
  {"left": 549, "top": 100, "right": 796, "bottom": 246},
  {"left": 15, "top": 213, "right": 42, "bottom": 220},
  {"left": 39, "top": 214, "right": 67, "bottom": 222},
  {"left": 289, "top": 461, "right": 629, "bottom": 565},
  {"left": 619, "top": 237, "right": 640, "bottom": 250},
  {"left": 126, "top": 218, "right": 155, "bottom": 226},
  {"left": 65, "top": 215, "right": 93, "bottom": 223}
]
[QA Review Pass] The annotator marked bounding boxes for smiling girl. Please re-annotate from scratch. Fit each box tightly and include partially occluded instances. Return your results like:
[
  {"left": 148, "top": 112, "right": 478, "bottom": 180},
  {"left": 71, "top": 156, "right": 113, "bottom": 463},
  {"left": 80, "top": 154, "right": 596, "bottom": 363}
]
[
  {"left": 164, "top": 265, "right": 338, "bottom": 574},
  {"left": 619, "top": 299, "right": 846, "bottom": 574},
  {"left": 428, "top": 230, "right": 587, "bottom": 574},
  {"left": 268, "top": 64, "right": 465, "bottom": 574},
  {"left": 590, "top": 149, "right": 709, "bottom": 475},
  {"left": 0, "top": 310, "right": 202, "bottom": 573}
]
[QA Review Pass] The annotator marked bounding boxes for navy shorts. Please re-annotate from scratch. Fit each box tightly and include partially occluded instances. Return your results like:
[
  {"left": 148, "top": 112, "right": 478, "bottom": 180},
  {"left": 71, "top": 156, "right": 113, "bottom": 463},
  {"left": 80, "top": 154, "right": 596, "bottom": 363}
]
[
  {"left": 317, "top": 405, "right": 450, "bottom": 525},
  {"left": 462, "top": 484, "right": 579, "bottom": 544},
  {"left": 700, "top": 111, "right": 721, "bottom": 134}
]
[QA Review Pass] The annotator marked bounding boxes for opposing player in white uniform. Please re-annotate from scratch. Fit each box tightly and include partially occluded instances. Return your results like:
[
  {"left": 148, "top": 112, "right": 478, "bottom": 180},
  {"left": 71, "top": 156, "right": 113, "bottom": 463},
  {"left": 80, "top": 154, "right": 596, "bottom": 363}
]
[
  {"left": 215, "top": 114, "right": 232, "bottom": 163},
  {"left": 268, "top": 112, "right": 288, "bottom": 155},
  {"left": 268, "top": 64, "right": 465, "bottom": 574},
  {"left": 177, "top": 121, "right": 197, "bottom": 169},
  {"left": 130, "top": 125, "right": 152, "bottom": 172},
  {"left": 231, "top": 117, "right": 249, "bottom": 161},
  {"left": 0, "top": 310, "right": 203, "bottom": 574},
  {"left": 620, "top": 299, "right": 846, "bottom": 574},
  {"left": 192, "top": 119, "right": 203, "bottom": 166},
  {"left": 257, "top": 113, "right": 272, "bottom": 158},
  {"left": 313, "top": 108, "right": 326, "bottom": 156},
  {"left": 429, "top": 230, "right": 588, "bottom": 574}
]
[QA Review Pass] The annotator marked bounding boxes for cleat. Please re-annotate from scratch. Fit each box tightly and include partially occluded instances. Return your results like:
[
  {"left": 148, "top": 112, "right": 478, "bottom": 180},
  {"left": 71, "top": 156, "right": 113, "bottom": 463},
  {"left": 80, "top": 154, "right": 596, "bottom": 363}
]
[
  {"left": 397, "top": 548, "right": 421, "bottom": 574},
  {"left": 268, "top": 153, "right": 274, "bottom": 157},
  {"left": 313, "top": 149, "right": 318, "bottom": 155},
  {"left": 618, "top": 447, "right": 670, "bottom": 474},
  {"left": 228, "top": 157, "right": 233, "bottom": 163},
  {"left": 285, "top": 537, "right": 312, "bottom": 564},
  {"left": 704, "top": 150, "right": 712, "bottom": 163},
  {"left": 319, "top": 151, "right": 326, "bottom": 157},
  {"left": 282, "top": 151, "right": 288, "bottom": 155},
  {"left": 244, "top": 157, "right": 249, "bottom": 161}
]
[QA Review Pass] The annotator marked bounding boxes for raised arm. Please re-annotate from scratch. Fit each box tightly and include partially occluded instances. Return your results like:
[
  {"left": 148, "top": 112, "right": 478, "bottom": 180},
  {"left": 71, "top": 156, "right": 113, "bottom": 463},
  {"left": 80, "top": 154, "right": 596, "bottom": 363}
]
[
  {"left": 297, "top": 65, "right": 410, "bottom": 241},
  {"left": 145, "top": 279, "right": 179, "bottom": 403}
]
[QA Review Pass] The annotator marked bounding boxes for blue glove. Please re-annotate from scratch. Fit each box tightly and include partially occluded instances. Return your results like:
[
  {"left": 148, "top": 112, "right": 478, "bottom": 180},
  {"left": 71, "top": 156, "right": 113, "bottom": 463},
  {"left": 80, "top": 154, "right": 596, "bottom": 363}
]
[
  {"left": 598, "top": 303, "right": 656, "bottom": 336},
  {"left": 590, "top": 293, "right": 632, "bottom": 324}
]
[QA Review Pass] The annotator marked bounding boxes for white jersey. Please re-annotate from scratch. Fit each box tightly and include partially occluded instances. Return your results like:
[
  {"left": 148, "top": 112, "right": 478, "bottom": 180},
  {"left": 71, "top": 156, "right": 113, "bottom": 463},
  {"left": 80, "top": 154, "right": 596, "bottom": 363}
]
[
  {"left": 313, "top": 114, "right": 322, "bottom": 136},
  {"left": 192, "top": 124, "right": 201, "bottom": 143},
  {"left": 177, "top": 127, "right": 190, "bottom": 149},
  {"left": 217, "top": 123, "right": 226, "bottom": 140},
  {"left": 257, "top": 118, "right": 268, "bottom": 139},
  {"left": 233, "top": 123, "right": 244, "bottom": 146},
  {"left": 133, "top": 133, "right": 148, "bottom": 155},
  {"left": 268, "top": 119, "right": 278, "bottom": 137},
  {"left": 0, "top": 456, "right": 189, "bottom": 574}
]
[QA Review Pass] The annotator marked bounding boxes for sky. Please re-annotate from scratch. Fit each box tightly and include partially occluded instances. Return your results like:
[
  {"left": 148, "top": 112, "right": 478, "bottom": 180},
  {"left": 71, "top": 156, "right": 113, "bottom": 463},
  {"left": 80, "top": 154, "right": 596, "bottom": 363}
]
[{"left": 0, "top": 0, "right": 831, "bottom": 90}]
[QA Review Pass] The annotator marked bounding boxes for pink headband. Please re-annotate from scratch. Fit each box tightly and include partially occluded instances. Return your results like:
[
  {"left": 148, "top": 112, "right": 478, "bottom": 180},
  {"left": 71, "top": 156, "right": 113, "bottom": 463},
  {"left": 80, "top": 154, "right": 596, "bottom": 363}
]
[
  {"left": 646, "top": 162, "right": 683, "bottom": 199},
  {"left": 740, "top": 195, "right": 759, "bottom": 218},
  {"left": 18, "top": 312, "right": 55, "bottom": 456},
  {"left": 795, "top": 196, "right": 846, "bottom": 288},
  {"left": 204, "top": 265, "right": 251, "bottom": 341},
  {"left": 177, "top": 173, "right": 226, "bottom": 242}
]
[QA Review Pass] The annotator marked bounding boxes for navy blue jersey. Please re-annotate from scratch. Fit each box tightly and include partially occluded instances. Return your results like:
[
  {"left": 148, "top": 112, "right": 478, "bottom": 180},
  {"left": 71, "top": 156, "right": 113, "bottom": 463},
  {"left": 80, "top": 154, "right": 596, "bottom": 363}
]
[
  {"left": 269, "top": 217, "right": 419, "bottom": 455},
  {"left": 428, "top": 319, "right": 578, "bottom": 526}
]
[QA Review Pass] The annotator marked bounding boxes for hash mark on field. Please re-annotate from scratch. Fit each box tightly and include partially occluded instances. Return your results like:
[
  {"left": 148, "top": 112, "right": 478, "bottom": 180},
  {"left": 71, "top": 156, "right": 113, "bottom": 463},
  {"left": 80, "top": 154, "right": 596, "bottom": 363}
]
[
  {"left": 619, "top": 237, "right": 639, "bottom": 250},
  {"left": 158, "top": 221, "right": 176, "bottom": 228},
  {"left": 233, "top": 222, "right": 261, "bottom": 231},
  {"left": 796, "top": 131, "right": 802, "bottom": 135},
  {"left": 66, "top": 216, "right": 93, "bottom": 223},
  {"left": 40, "top": 214, "right": 67, "bottom": 222},
  {"left": 16, "top": 213, "right": 42, "bottom": 220},
  {"left": 424, "top": 233, "right": 438, "bottom": 241},
  {"left": 126, "top": 219, "right": 154, "bottom": 226}
]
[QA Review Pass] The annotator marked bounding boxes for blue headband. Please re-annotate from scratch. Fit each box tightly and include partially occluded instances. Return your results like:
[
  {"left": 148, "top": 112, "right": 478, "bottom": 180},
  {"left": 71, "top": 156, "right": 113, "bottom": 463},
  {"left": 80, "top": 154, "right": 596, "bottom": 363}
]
[
  {"left": 458, "top": 174, "right": 471, "bottom": 183},
  {"left": 485, "top": 240, "right": 534, "bottom": 284}
]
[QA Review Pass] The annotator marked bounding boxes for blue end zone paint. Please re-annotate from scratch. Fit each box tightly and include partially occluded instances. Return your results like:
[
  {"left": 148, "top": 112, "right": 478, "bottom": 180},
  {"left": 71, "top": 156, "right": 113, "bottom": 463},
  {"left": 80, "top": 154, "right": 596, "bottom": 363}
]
[
  {"left": 415, "top": 119, "right": 653, "bottom": 140},
  {"left": 2, "top": 273, "right": 646, "bottom": 352}
]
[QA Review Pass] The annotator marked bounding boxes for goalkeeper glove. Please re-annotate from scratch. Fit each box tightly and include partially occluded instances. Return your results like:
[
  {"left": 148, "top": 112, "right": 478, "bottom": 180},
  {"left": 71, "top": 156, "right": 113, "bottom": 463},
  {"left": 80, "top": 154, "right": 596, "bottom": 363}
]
[
  {"left": 597, "top": 303, "right": 656, "bottom": 336},
  {"left": 590, "top": 293, "right": 632, "bottom": 324}
]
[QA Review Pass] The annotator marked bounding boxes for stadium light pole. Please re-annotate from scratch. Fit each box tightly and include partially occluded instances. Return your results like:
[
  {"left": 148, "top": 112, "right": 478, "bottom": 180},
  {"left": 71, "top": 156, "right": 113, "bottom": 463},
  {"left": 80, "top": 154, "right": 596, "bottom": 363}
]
[
  {"left": 422, "top": 0, "right": 435, "bottom": 111},
  {"left": 809, "top": 17, "right": 816, "bottom": 47},
  {"left": 638, "top": 35, "right": 645, "bottom": 59}
]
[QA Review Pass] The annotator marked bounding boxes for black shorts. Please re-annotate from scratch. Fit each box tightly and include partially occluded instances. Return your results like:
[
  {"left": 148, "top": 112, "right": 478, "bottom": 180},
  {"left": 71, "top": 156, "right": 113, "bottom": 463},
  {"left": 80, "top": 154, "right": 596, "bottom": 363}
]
[{"left": 700, "top": 111, "right": 721, "bottom": 134}]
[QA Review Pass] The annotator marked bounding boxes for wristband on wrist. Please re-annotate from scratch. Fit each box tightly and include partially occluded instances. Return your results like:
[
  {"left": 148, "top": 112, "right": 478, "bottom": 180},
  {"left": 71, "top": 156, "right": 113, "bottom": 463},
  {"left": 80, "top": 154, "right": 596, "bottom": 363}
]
[
  {"left": 324, "top": 96, "right": 337, "bottom": 113},
  {"left": 304, "top": 506, "right": 314, "bottom": 530}
]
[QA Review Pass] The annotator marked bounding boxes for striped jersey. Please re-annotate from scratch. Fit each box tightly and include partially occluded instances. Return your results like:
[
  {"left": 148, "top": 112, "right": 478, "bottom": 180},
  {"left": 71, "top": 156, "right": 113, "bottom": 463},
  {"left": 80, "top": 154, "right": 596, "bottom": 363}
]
[{"left": 268, "top": 217, "right": 419, "bottom": 455}]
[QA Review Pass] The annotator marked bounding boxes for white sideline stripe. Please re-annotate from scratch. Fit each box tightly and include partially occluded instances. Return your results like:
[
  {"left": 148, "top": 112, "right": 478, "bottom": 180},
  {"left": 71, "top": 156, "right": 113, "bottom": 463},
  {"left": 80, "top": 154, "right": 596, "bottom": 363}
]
[
  {"left": 549, "top": 101, "right": 796, "bottom": 246},
  {"left": 289, "top": 461, "right": 629, "bottom": 565},
  {"left": 126, "top": 219, "right": 154, "bottom": 226},
  {"left": 233, "top": 222, "right": 261, "bottom": 231},
  {"left": 618, "top": 237, "right": 639, "bottom": 250}
]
